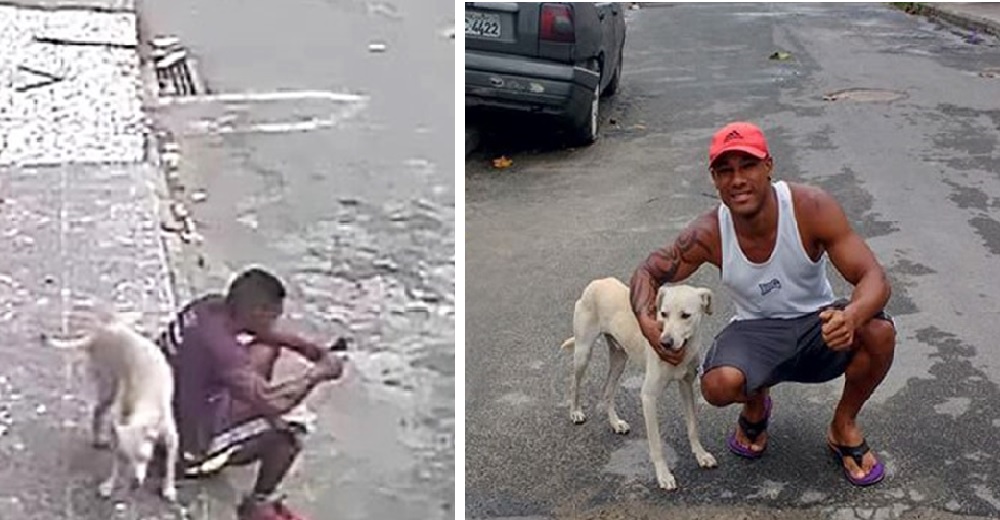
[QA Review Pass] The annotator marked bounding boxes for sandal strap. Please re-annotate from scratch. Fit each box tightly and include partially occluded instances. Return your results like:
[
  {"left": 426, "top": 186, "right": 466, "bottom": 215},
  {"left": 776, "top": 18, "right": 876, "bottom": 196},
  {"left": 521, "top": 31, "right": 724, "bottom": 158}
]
[
  {"left": 830, "top": 439, "right": 871, "bottom": 468},
  {"left": 737, "top": 413, "right": 769, "bottom": 442}
]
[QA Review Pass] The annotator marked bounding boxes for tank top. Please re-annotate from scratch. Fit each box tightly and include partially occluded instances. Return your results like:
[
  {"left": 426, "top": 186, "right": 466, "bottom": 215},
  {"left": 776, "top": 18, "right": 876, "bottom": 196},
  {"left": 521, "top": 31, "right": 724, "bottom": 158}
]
[{"left": 718, "top": 180, "right": 835, "bottom": 321}]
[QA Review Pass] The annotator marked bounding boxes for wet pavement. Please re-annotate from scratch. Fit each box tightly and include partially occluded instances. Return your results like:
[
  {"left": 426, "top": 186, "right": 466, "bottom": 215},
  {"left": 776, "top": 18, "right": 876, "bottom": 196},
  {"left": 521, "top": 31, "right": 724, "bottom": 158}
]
[
  {"left": 467, "top": 3, "right": 1000, "bottom": 520},
  {"left": 141, "top": 0, "right": 454, "bottom": 518}
]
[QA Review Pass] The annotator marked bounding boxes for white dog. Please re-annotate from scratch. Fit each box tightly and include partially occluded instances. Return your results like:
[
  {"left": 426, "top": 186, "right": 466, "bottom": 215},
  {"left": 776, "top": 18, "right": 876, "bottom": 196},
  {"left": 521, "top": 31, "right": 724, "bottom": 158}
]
[
  {"left": 44, "top": 308, "right": 178, "bottom": 501},
  {"left": 561, "top": 277, "right": 716, "bottom": 490}
]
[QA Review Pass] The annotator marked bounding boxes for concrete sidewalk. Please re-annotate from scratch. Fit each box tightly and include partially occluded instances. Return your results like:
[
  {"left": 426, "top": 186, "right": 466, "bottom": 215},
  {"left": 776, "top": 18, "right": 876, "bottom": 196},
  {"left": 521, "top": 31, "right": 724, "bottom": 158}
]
[
  {"left": 0, "top": 1, "right": 185, "bottom": 519},
  {"left": 915, "top": 3, "right": 1000, "bottom": 38}
]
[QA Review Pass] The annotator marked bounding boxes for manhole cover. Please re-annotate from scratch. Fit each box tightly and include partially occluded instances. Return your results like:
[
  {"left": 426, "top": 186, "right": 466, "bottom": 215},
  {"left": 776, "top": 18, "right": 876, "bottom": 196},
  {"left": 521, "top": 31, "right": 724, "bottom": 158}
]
[{"left": 822, "top": 88, "right": 907, "bottom": 102}]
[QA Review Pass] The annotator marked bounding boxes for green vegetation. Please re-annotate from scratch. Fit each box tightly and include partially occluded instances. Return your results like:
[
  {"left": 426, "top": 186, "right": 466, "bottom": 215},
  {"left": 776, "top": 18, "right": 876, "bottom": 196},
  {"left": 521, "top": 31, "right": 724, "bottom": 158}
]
[{"left": 889, "top": 2, "right": 928, "bottom": 15}]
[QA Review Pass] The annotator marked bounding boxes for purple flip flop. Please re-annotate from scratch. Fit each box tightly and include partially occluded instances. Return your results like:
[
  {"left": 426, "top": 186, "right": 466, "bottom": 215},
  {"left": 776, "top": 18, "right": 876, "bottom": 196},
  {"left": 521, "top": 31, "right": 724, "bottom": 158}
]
[
  {"left": 828, "top": 439, "right": 886, "bottom": 487},
  {"left": 727, "top": 396, "right": 772, "bottom": 459}
]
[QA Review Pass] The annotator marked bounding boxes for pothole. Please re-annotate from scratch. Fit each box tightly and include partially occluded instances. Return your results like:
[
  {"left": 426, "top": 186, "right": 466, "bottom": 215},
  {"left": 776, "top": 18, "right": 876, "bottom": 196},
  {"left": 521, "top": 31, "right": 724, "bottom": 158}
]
[{"left": 822, "top": 88, "right": 907, "bottom": 102}]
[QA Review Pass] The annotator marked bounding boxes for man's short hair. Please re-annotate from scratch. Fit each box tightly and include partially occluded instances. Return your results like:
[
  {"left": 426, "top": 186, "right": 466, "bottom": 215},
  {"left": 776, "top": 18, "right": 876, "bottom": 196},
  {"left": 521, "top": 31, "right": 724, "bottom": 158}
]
[{"left": 225, "top": 267, "right": 286, "bottom": 311}]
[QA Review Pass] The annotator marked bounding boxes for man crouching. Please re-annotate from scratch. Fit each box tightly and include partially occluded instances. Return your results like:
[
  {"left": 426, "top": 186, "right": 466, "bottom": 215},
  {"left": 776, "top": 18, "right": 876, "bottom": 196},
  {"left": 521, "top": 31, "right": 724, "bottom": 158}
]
[{"left": 158, "top": 267, "right": 344, "bottom": 520}]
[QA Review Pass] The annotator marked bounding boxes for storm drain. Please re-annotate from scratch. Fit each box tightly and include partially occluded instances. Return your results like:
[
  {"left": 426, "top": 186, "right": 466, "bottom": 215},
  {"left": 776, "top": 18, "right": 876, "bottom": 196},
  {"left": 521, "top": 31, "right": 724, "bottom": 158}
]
[
  {"left": 822, "top": 88, "right": 907, "bottom": 102},
  {"left": 151, "top": 35, "right": 203, "bottom": 96}
]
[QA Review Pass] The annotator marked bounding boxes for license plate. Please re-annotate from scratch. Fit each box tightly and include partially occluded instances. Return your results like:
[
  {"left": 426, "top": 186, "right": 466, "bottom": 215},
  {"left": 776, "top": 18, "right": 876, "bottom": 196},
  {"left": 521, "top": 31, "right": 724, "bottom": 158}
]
[{"left": 465, "top": 11, "right": 502, "bottom": 39}]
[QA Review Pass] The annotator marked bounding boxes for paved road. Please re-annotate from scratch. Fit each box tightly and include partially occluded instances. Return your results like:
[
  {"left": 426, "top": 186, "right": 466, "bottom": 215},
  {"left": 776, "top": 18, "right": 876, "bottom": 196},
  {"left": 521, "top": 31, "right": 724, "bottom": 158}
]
[
  {"left": 467, "top": 4, "right": 1000, "bottom": 519},
  {"left": 141, "top": 1, "right": 455, "bottom": 519}
]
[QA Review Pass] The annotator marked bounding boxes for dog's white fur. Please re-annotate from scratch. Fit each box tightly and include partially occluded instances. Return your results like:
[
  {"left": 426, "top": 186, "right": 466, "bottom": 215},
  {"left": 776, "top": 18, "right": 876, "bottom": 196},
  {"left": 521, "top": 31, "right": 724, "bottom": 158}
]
[
  {"left": 561, "top": 278, "right": 716, "bottom": 490},
  {"left": 45, "top": 308, "right": 178, "bottom": 501}
]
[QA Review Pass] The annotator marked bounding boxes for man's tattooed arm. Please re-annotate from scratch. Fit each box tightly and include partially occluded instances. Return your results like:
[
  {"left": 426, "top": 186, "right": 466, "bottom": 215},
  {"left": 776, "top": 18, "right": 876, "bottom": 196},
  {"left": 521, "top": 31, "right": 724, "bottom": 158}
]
[{"left": 629, "top": 221, "right": 715, "bottom": 319}]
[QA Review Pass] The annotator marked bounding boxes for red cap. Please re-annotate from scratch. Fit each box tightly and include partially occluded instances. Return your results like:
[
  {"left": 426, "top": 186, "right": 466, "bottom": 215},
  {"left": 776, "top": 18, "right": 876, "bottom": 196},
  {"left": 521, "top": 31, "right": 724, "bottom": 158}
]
[{"left": 709, "top": 122, "right": 769, "bottom": 166}]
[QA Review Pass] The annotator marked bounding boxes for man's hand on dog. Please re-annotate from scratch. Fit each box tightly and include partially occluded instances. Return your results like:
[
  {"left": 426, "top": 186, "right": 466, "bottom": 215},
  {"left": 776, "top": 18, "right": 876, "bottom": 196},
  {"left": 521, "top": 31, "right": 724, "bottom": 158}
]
[
  {"left": 819, "top": 307, "right": 856, "bottom": 351},
  {"left": 639, "top": 314, "right": 686, "bottom": 366}
]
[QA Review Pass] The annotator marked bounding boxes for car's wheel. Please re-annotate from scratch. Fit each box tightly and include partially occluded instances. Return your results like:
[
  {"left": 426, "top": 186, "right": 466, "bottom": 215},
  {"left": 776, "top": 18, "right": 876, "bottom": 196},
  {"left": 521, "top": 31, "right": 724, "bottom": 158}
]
[
  {"left": 571, "top": 63, "right": 601, "bottom": 146},
  {"left": 603, "top": 48, "right": 623, "bottom": 97}
]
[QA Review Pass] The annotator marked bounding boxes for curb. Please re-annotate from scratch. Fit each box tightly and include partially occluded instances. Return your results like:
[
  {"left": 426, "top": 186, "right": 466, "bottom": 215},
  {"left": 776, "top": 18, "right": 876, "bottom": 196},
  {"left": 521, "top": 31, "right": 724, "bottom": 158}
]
[
  {"left": 926, "top": 4, "right": 1000, "bottom": 38},
  {"left": 133, "top": 0, "right": 196, "bottom": 308},
  {"left": 893, "top": 3, "right": 1000, "bottom": 39}
]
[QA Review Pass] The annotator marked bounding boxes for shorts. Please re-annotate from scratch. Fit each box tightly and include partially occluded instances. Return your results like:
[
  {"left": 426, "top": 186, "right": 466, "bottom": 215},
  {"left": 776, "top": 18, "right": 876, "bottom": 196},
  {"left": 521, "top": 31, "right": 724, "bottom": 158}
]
[
  {"left": 700, "top": 299, "right": 894, "bottom": 396},
  {"left": 182, "top": 415, "right": 311, "bottom": 479}
]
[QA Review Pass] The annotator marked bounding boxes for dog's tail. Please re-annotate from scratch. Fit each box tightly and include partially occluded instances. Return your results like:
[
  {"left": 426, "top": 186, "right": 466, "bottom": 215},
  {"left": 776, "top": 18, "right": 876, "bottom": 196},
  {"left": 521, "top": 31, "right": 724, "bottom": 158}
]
[
  {"left": 43, "top": 333, "right": 95, "bottom": 351},
  {"left": 560, "top": 337, "right": 575, "bottom": 351}
]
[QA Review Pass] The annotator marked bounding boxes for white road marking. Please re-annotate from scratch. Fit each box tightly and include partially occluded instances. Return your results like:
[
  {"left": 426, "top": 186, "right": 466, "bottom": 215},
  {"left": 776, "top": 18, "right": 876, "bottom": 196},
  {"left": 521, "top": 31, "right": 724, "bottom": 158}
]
[{"left": 159, "top": 90, "right": 369, "bottom": 135}]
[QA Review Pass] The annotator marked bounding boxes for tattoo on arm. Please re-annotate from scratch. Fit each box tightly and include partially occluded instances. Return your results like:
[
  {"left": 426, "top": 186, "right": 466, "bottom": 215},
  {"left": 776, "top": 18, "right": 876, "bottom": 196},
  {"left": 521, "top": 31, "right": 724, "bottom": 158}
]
[{"left": 630, "top": 227, "right": 711, "bottom": 317}]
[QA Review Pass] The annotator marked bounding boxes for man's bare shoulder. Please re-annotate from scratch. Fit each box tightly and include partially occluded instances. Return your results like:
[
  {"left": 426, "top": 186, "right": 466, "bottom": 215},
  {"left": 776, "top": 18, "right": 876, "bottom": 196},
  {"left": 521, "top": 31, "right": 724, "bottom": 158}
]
[
  {"left": 690, "top": 208, "right": 720, "bottom": 235},
  {"left": 678, "top": 209, "right": 721, "bottom": 264}
]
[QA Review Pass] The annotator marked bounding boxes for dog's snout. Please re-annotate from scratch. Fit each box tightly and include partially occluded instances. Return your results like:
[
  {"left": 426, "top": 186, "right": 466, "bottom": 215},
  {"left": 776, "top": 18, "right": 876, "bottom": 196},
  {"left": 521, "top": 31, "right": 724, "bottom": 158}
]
[{"left": 660, "top": 337, "right": 674, "bottom": 349}]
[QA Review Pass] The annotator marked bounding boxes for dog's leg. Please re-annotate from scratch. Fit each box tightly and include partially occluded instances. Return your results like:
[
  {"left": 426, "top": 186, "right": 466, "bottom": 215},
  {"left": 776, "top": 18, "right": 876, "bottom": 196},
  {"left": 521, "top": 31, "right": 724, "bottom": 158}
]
[
  {"left": 640, "top": 362, "right": 675, "bottom": 490},
  {"left": 602, "top": 335, "right": 630, "bottom": 434},
  {"left": 680, "top": 369, "right": 717, "bottom": 468},
  {"left": 160, "top": 418, "right": 179, "bottom": 502},
  {"left": 98, "top": 439, "right": 120, "bottom": 498},
  {"left": 569, "top": 330, "right": 598, "bottom": 424},
  {"left": 91, "top": 370, "right": 115, "bottom": 449}
]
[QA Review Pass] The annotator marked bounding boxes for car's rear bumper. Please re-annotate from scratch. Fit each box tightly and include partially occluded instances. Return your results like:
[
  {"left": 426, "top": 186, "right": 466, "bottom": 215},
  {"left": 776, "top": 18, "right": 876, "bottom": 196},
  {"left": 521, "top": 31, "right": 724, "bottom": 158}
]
[{"left": 465, "top": 50, "right": 599, "bottom": 125}]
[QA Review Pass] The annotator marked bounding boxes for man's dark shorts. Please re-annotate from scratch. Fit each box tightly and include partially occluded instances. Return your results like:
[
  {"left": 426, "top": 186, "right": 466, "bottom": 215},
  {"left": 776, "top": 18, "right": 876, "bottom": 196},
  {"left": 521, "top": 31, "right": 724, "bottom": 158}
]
[{"left": 700, "top": 299, "right": 895, "bottom": 396}]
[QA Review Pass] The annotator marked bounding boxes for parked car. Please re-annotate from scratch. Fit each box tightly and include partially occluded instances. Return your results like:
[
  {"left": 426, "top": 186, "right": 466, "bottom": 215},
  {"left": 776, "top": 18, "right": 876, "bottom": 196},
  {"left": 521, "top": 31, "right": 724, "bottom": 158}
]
[{"left": 465, "top": 2, "right": 627, "bottom": 146}]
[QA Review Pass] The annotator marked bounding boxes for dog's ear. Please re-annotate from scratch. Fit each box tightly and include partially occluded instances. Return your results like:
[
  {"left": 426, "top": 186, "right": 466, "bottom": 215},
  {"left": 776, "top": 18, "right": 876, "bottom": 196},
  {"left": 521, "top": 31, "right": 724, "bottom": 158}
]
[{"left": 697, "top": 287, "right": 713, "bottom": 315}]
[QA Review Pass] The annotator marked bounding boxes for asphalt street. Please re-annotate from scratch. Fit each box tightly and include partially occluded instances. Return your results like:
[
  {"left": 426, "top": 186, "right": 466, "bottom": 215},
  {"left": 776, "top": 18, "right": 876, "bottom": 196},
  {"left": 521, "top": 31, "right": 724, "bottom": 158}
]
[
  {"left": 467, "top": 3, "right": 1000, "bottom": 520},
  {"left": 141, "top": 0, "right": 455, "bottom": 519}
]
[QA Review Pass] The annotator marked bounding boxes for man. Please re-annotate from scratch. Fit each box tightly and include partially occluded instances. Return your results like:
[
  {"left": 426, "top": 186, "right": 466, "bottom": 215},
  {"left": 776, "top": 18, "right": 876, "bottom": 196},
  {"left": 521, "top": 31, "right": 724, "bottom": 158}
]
[
  {"left": 629, "top": 122, "right": 896, "bottom": 487},
  {"left": 157, "top": 267, "right": 345, "bottom": 519}
]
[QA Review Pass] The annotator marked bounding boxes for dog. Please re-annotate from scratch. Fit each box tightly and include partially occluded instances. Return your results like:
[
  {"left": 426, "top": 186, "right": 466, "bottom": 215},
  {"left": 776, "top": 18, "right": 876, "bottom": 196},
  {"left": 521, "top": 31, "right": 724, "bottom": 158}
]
[
  {"left": 43, "top": 307, "right": 178, "bottom": 501},
  {"left": 561, "top": 277, "right": 716, "bottom": 490}
]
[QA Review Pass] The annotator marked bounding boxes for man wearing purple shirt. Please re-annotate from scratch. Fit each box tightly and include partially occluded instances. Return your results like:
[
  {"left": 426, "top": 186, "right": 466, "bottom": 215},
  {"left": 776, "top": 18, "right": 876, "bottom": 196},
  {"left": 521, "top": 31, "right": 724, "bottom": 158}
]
[{"left": 158, "top": 267, "right": 344, "bottom": 520}]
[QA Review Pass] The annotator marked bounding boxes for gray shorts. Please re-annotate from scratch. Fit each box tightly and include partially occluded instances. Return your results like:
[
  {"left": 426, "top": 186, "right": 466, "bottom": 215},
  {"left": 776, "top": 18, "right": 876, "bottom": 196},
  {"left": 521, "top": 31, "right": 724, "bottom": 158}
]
[{"left": 700, "top": 300, "right": 894, "bottom": 396}]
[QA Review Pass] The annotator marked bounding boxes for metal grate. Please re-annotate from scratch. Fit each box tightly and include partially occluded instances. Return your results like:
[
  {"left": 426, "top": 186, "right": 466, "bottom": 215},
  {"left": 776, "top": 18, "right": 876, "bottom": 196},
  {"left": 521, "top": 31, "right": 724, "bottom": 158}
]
[{"left": 151, "top": 35, "right": 203, "bottom": 96}]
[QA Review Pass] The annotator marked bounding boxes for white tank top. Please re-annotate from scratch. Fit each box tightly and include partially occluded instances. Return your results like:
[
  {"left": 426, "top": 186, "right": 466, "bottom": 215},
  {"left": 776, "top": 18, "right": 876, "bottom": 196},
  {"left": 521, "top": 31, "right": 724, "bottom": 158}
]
[{"left": 718, "top": 181, "right": 835, "bottom": 321}]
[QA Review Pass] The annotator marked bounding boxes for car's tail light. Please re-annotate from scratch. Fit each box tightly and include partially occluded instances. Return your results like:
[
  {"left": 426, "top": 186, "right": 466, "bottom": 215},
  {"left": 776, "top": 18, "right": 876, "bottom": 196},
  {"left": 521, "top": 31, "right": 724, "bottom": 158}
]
[{"left": 540, "top": 3, "right": 574, "bottom": 43}]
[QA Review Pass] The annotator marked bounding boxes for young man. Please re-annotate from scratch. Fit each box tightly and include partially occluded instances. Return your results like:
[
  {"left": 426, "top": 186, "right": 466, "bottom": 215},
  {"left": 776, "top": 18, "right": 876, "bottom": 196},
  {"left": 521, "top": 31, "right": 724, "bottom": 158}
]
[
  {"left": 157, "top": 267, "right": 345, "bottom": 519},
  {"left": 629, "top": 122, "right": 896, "bottom": 486}
]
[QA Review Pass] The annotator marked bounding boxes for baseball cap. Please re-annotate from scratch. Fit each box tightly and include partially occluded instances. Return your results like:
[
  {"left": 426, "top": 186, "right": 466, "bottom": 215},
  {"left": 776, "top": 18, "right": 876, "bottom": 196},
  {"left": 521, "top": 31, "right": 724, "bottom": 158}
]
[{"left": 708, "top": 122, "right": 770, "bottom": 167}]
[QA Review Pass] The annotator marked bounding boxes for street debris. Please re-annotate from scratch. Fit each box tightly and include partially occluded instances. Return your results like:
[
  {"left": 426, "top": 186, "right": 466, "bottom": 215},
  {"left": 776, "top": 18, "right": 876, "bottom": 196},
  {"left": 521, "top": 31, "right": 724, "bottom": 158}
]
[
  {"left": 368, "top": 41, "right": 388, "bottom": 53},
  {"left": 822, "top": 87, "right": 906, "bottom": 102},
  {"left": 769, "top": 51, "right": 793, "bottom": 61},
  {"left": 171, "top": 201, "right": 189, "bottom": 219},
  {"left": 366, "top": 1, "right": 401, "bottom": 19},
  {"left": 966, "top": 30, "right": 984, "bottom": 45},
  {"left": 237, "top": 212, "right": 259, "bottom": 230},
  {"left": 161, "top": 221, "right": 183, "bottom": 233},
  {"left": 492, "top": 155, "right": 513, "bottom": 169},
  {"left": 978, "top": 68, "right": 1000, "bottom": 78},
  {"left": 161, "top": 141, "right": 181, "bottom": 172},
  {"left": 190, "top": 190, "right": 208, "bottom": 203}
]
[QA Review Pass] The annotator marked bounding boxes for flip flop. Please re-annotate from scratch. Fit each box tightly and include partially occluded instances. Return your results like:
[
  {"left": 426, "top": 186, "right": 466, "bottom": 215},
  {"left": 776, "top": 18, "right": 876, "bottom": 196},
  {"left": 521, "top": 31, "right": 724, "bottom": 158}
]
[
  {"left": 727, "top": 396, "right": 772, "bottom": 459},
  {"left": 827, "top": 438, "right": 886, "bottom": 487}
]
